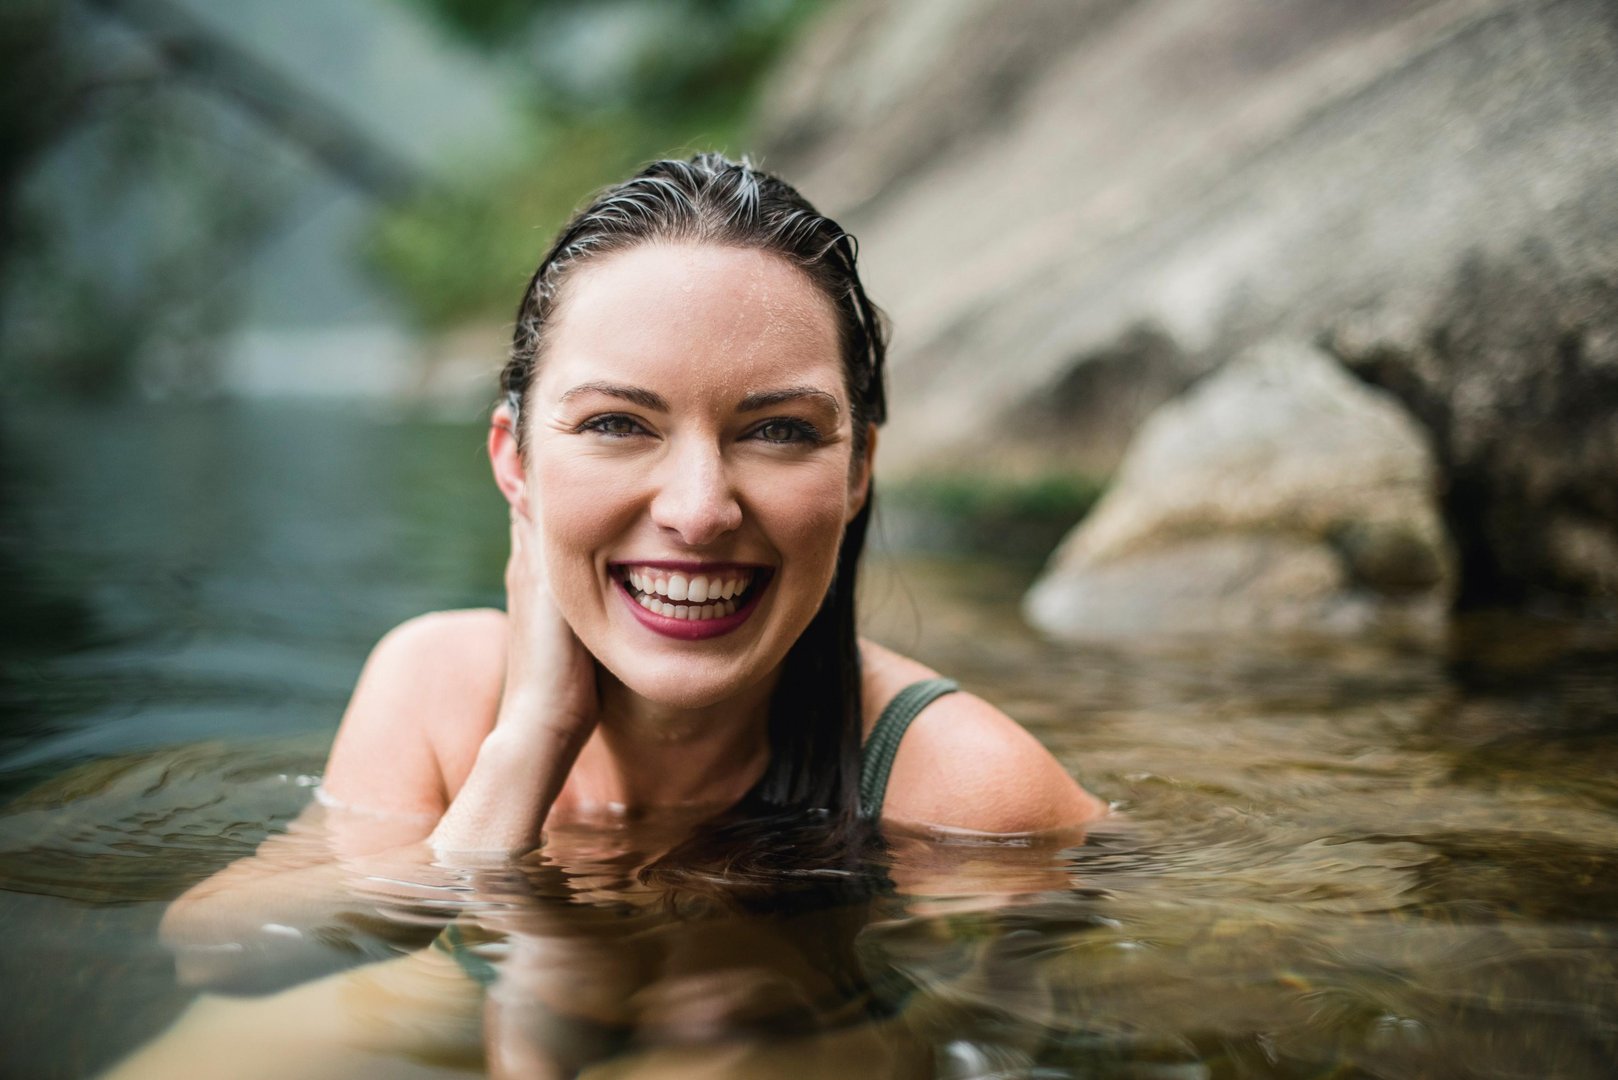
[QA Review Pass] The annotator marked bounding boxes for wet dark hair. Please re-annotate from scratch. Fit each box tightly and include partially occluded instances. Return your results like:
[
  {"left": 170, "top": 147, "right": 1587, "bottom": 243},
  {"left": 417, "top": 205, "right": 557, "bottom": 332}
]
[{"left": 499, "top": 151, "right": 890, "bottom": 837}]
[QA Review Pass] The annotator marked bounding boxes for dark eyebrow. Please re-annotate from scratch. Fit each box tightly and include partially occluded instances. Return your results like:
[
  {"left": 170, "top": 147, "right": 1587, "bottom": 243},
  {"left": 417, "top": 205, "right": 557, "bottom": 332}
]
[
  {"left": 558, "top": 381, "right": 669, "bottom": 411},
  {"left": 737, "top": 387, "right": 842, "bottom": 414}
]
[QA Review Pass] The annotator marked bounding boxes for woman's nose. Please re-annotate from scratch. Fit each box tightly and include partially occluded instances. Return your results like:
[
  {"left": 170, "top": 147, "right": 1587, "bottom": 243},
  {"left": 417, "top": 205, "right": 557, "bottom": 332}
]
[{"left": 648, "top": 444, "right": 743, "bottom": 547}]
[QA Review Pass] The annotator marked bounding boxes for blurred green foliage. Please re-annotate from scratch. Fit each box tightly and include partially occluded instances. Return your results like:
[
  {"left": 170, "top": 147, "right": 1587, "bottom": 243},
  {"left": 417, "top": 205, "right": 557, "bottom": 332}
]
[
  {"left": 894, "top": 472, "right": 1105, "bottom": 523},
  {"left": 885, "top": 472, "right": 1106, "bottom": 561},
  {"left": 370, "top": 0, "right": 829, "bottom": 331}
]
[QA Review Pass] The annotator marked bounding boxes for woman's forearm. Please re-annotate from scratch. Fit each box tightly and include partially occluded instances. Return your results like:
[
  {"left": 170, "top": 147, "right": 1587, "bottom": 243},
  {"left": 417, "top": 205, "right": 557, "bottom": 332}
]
[{"left": 428, "top": 699, "right": 593, "bottom": 856}]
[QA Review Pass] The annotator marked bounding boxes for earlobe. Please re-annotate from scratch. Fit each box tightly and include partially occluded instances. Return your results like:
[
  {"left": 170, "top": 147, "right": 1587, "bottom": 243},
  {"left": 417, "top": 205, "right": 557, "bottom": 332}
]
[{"left": 488, "top": 404, "right": 529, "bottom": 516}]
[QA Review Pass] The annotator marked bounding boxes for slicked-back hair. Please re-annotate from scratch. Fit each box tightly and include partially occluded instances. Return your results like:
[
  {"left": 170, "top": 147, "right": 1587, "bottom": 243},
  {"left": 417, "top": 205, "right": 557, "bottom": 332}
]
[{"left": 499, "top": 152, "right": 890, "bottom": 842}]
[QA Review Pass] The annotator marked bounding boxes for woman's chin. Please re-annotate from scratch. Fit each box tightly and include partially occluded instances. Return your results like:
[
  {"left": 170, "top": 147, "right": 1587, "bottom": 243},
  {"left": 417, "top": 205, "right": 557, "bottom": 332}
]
[{"left": 599, "top": 653, "right": 774, "bottom": 713}]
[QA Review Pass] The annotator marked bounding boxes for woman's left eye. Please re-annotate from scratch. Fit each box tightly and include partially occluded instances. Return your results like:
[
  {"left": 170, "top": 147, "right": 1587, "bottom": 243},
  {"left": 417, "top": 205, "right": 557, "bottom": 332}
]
[{"left": 749, "top": 418, "right": 821, "bottom": 445}]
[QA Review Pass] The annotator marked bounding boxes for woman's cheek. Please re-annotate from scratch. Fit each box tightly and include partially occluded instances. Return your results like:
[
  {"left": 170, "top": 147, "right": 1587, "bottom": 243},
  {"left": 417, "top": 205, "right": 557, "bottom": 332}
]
[
  {"left": 531, "top": 454, "right": 639, "bottom": 606},
  {"left": 759, "top": 465, "right": 853, "bottom": 586}
]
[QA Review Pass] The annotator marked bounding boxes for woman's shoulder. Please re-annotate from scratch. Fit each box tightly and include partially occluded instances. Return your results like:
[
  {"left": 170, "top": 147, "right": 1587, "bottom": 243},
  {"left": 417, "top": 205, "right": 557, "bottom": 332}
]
[
  {"left": 372, "top": 607, "right": 509, "bottom": 667},
  {"left": 321, "top": 609, "right": 507, "bottom": 815},
  {"left": 858, "top": 639, "right": 1107, "bottom": 834}
]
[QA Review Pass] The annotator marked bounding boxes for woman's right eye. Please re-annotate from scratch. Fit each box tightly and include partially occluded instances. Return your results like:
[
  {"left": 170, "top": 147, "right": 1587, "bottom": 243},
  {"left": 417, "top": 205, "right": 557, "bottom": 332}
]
[{"left": 578, "top": 414, "right": 646, "bottom": 438}]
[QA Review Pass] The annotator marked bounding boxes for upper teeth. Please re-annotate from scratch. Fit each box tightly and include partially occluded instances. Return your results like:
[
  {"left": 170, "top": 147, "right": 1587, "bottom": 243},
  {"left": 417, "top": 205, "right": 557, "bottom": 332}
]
[{"left": 624, "top": 568, "right": 754, "bottom": 603}]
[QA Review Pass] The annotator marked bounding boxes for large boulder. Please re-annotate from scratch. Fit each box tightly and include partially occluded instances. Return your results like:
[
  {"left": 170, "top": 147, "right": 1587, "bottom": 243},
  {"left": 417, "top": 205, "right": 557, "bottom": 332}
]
[
  {"left": 756, "top": 0, "right": 1618, "bottom": 608},
  {"left": 1022, "top": 342, "right": 1454, "bottom": 640},
  {"left": 1324, "top": 253, "right": 1618, "bottom": 608}
]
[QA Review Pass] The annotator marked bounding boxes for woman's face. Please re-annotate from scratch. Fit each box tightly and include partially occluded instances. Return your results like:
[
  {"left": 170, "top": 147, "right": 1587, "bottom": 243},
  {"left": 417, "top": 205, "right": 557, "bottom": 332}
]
[{"left": 496, "top": 242, "right": 871, "bottom": 710}]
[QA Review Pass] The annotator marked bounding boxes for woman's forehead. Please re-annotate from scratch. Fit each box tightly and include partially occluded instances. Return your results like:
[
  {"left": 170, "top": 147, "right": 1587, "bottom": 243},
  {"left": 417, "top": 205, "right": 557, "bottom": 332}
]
[{"left": 538, "top": 243, "right": 845, "bottom": 397}]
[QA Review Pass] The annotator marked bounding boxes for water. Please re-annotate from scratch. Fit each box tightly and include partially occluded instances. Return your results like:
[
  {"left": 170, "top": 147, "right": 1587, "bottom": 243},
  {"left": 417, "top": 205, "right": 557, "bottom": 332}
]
[{"left": 2, "top": 403, "right": 1617, "bottom": 1078}]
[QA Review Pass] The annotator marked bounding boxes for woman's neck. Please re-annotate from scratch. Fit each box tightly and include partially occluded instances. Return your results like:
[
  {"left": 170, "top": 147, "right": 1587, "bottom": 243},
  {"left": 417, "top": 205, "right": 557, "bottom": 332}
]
[{"left": 557, "top": 669, "right": 776, "bottom": 821}]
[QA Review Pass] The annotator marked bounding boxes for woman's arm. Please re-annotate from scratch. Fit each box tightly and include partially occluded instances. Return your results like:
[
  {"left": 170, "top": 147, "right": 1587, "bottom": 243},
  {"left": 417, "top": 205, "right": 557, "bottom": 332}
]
[{"left": 427, "top": 511, "right": 598, "bottom": 854}]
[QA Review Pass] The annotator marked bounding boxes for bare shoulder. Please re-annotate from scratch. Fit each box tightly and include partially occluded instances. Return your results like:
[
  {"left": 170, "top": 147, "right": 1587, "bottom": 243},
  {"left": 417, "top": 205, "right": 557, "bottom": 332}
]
[
  {"left": 321, "top": 609, "right": 507, "bottom": 817},
  {"left": 859, "top": 639, "right": 1107, "bottom": 834}
]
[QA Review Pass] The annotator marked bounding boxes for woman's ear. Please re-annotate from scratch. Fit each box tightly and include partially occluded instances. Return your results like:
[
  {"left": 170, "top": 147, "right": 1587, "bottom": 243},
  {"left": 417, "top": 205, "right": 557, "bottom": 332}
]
[
  {"left": 489, "top": 402, "right": 530, "bottom": 517},
  {"left": 848, "top": 424, "right": 878, "bottom": 523}
]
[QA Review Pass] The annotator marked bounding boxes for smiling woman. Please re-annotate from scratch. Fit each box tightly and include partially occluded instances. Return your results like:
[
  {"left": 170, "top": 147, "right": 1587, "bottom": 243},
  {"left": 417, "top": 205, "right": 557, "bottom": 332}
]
[{"left": 121, "top": 153, "right": 1106, "bottom": 1080}]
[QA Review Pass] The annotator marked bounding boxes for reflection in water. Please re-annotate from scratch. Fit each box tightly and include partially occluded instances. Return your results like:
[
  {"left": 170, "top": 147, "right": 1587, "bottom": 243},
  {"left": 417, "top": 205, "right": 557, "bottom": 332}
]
[{"left": 2, "top": 405, "right": 1618, "bottom": 1077}]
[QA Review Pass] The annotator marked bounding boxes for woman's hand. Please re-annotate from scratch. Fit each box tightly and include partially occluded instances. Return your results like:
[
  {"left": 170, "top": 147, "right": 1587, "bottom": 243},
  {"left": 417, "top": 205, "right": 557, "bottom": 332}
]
[
  {"left": 428, "top": 508, "right": 600, "bottom": 856},
  {"left": 499, "top": 507, "right": 599, "bottom": 740}
]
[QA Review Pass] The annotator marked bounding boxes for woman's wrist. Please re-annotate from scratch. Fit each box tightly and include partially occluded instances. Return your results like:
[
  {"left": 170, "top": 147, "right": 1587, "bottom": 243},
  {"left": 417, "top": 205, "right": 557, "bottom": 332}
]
[
  {"left": 430, "top": 708, "right": 592, "bottom": 857},
  {"left": 491, "top": 693, "right": 596, "bottom": 748}
]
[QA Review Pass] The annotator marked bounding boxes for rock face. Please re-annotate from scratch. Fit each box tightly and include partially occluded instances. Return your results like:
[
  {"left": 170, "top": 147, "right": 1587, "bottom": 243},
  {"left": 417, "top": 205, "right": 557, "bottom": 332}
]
[
  {"left": 756, "top": 0, "right": 1618, "bottom": 609},
  {"left": 1324, "top": 254, "right": 1618, "bottom": 608},
  {"left": 1023, "top": 343, "right": 1454, "bottom": 640}
]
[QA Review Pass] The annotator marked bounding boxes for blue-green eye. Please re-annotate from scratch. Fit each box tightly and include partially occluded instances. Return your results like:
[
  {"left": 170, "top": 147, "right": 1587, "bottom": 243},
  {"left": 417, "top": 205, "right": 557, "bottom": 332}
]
[
  {"left": 751, "top": 418, "right": 822, "bottom": 445},
  {"left": 578, "top": 414, "right": 646, "bottom": 438}
]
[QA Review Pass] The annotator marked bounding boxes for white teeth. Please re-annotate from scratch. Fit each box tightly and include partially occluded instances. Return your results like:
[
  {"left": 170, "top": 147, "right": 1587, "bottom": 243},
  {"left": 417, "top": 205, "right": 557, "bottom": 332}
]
[
  {"left": 631, "top": 591, "right": 738, "bottom": 620},
  {"left": 622, "top": 567, "right": 758, "bottom": 612}
]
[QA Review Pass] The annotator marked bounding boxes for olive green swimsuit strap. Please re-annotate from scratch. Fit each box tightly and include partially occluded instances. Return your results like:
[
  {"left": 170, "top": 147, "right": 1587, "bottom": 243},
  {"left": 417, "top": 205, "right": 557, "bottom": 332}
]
[{"left": 859, "top": 677, "right": 959, "bottom": 822}]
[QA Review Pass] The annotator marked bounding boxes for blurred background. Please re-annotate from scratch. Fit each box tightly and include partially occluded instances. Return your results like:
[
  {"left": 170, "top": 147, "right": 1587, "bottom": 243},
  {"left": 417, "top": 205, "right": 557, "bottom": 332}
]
[
  {"left": 5, "top": 0, "right": 1616, "bottom": 640},
  {"left": 4, "top": 2, "right": 1618, "bottom": 1075}
]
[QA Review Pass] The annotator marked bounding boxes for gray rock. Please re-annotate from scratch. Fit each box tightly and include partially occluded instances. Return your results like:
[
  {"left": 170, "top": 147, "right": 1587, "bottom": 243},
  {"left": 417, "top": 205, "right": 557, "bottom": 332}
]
[
  {"left": 1023, "top": 342, "right": 1454, "bottom": 641},
  {"left": 758, "top": 0, "right": 1618, "bottom": 607},
  {"left": 1323, "top": 250, "right": 1618, "bottom": 607}
]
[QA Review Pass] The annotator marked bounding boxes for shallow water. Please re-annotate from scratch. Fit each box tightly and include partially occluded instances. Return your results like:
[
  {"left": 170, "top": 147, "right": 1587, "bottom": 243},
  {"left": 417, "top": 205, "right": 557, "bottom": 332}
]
[{"left": 2, "top": 403, "right": 1617, "bottom": 1078}]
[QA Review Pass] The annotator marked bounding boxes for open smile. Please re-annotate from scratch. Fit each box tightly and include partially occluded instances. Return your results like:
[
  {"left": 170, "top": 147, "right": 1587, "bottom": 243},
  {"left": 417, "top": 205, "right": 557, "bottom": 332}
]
[{"left": 610, "top": 562, "right": 773, "bottom": 640}]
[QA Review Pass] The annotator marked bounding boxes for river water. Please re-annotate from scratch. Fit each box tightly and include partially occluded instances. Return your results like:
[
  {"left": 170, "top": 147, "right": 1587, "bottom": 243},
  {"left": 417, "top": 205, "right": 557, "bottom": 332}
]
[{"left": 2, "top": 403, "right": 1615, "bottom": 1078}]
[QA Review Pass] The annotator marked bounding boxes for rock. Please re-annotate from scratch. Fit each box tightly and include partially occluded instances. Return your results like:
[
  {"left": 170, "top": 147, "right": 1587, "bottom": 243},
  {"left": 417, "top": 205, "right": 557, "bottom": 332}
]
[
  {"left": 1023, "top": 342, "right": 1454, "bottom": 641},
  {"left": 1324, "top": 250, "right": 1618, "bottom": 608},
  {"left": 757, "top": 0, "right": 1618, "bottom": 609}
]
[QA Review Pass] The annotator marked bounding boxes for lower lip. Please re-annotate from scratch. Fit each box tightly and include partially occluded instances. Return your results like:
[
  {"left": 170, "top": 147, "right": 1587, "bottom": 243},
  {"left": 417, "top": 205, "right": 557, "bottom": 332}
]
[{"left": 615, "top": 576, "right": 769, "bottom": 640}]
